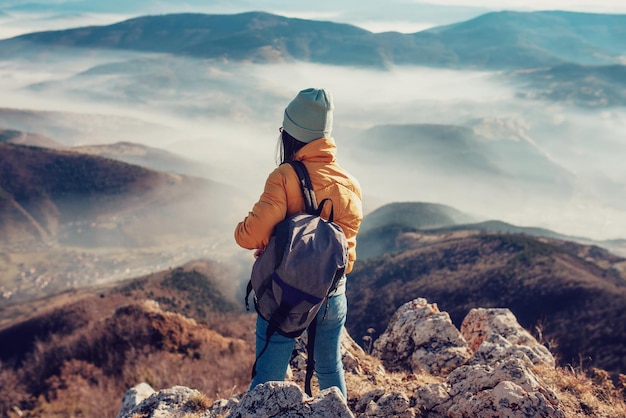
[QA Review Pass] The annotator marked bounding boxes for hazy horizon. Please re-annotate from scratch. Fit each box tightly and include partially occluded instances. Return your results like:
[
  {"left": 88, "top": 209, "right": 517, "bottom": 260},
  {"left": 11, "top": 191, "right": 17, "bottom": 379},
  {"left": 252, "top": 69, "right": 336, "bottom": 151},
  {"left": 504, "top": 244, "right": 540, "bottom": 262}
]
[{"left": 0, "top": 3, "right": 625, "bottom": 244}]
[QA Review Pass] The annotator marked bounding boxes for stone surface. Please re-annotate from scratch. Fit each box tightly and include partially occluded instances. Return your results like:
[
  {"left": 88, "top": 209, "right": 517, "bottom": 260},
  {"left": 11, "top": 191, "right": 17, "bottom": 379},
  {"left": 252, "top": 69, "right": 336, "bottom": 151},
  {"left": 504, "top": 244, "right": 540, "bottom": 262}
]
[
  {"left": 117, "top": 385, "right": 203, "bottom": 418},
  {"left": 220, "top": 381, "right": 354, "bottom": 418},
  {"left": 447, "top": 357, "right": 544, "bottom": 399},
  {"left": 447, "top": 380, "right": 566, "bottom": 418},
  {"left": 461, "top": 308, "right": 554, "bottom": 367},
  {"left": 117, "top": 381, "right": 353, "bottom": 418},
  {"left": 414, "top": 383, "right": 450, "bottom": 412},
  {"left": 116, "top": 382, "right": 156, "bottom": 418},
  {"left": 362, "top": 391, "right": 412, "bottom": 417},
  {"left": 468, "top": 333, "right": 555, "bottom": 368},
  {"left": 373, "top": 298, "right": 472, "bottom": 375}
]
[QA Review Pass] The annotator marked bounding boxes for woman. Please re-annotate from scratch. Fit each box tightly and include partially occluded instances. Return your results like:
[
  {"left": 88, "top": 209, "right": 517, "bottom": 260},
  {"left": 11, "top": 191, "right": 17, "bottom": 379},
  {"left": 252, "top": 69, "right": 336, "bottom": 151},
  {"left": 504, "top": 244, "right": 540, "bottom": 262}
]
[{"left": 234, "top": 87, "right": 363, "bottom": 398}]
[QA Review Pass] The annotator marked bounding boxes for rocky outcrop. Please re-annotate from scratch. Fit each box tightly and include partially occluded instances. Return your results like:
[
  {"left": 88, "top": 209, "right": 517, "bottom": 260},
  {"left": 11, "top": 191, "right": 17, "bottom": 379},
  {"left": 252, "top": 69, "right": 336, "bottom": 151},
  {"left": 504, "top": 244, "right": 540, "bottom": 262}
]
[
  {"left": 116, "top": 299, "right": 569, "bottom": 417},
  {"left": 116, "top": 382, "right": 155, "bottom": 418},
  {"left": 372, "top": 298, "right": 472, "bottom": 375},
  {"left": 376, "top": 300, "right": 564, "bottom": 417},
  {"left": 118, "top": 381, "right": 353, "bottom": 418},
  {"left": 117, "top": 385, "right": 207, "bottom": 418}
]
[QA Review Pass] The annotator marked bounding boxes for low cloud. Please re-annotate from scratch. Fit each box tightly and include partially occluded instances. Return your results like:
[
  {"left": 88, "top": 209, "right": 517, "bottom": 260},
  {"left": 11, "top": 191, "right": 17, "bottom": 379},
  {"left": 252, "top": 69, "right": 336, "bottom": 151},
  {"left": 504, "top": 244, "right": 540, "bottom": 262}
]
[{"left": 0, "top": 45, "right": 624, "bottom": 241}]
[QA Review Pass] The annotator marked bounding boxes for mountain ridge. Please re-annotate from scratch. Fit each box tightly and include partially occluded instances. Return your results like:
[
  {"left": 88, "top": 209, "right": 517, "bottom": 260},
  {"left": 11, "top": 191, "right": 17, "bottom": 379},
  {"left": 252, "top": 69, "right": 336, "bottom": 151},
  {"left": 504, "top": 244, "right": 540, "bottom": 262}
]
[{"left": 3, "top": 10, "right": 626, "bottom": 70}]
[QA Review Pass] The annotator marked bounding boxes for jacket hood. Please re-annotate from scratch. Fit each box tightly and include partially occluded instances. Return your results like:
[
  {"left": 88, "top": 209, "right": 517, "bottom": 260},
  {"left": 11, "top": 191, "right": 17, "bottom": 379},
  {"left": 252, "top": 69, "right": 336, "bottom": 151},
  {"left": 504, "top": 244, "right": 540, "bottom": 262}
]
[{"left": 294, "top": 138, "right": 337, "bottom": 163}]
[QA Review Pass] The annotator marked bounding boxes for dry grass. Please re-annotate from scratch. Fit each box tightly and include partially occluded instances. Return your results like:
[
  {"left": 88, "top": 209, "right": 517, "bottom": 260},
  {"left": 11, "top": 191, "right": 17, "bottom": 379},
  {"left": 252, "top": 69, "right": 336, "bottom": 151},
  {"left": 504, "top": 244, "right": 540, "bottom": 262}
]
[
  {"left": 536, "top": 364, "right": 626, "bottom": 418},
  {"left": 186, "top": 392, "right": 212, "bottom": 412}
]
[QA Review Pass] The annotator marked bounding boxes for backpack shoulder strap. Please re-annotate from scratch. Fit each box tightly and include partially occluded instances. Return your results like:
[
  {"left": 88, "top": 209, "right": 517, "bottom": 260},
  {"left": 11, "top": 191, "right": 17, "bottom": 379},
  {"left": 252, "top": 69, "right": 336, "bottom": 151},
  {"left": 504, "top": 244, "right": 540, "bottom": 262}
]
[
  {"left": 304, "top": 317, "right": 318, "bottom": 397},
  {"left": 285, "top": 160, "right": 318, "bottom": 215}
]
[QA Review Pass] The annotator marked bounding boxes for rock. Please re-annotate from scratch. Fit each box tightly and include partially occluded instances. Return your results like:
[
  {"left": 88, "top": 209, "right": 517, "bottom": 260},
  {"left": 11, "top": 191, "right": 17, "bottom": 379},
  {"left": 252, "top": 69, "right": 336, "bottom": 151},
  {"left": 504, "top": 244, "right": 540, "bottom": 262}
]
[
  {"left": 468, "top": 333, "right": 555, "bottom": 368},
  {"left": 461, "top": 308, "right": 554, "bottom": 367},
  {"left": 414, "top": 383, "right": 450, "bottom": 413},
  {"left": 116, "top": 385, "right": 204, "bottom": 418},
  {"left": 117, "top": 381, "right": 353, "bottom": 418},
  {"left": 354, "top": 388, "right": 386, "bottom": 413},
  {"left": 363, "top": 391, "right": 412, "bottom": 417},
  {"left": 373, "top": 298, "right": 472, "bottom": 374},
  {"left": 220, "top": 381, "right": 354, "bottom": 418},
  {"left": 116, "top": 382, "right": 156, "bottom": 418},
  {"left": 447, "top": 357, "right": 544, "bottom": 399},
  {"left": 447, "top": 380, "right": 566, "bottom": 418}
]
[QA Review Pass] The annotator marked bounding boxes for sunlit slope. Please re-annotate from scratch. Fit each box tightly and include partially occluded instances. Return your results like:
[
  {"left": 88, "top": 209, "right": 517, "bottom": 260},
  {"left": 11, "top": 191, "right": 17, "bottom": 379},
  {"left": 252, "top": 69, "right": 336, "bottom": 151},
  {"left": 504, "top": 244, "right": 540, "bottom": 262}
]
[
  {"left": 347, "top": 229, "right": 626, "bottom": 375},
  {"left": 3, "top": 11, "right": 625, "bottom": 69},
  {"left": 73, "top": 142, "right": 214, "bottom": 179},
  {"left": 0, "top": 143, "right": 242, "bottom": 247}
]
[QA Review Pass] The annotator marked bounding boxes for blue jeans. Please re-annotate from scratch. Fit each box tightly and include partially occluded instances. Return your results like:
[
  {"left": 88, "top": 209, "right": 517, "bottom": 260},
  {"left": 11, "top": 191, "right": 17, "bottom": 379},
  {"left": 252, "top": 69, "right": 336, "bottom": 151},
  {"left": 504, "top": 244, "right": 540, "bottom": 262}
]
[{"left": 250, "top": 293, "right": 347, "bottom": 398}]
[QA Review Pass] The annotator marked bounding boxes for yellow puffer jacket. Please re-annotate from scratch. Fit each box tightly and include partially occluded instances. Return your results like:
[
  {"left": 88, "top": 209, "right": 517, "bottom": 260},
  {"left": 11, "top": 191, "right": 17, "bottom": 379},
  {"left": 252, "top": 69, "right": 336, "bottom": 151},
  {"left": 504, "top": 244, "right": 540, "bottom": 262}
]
[{"left": 234, "top": 138, "right": 363, "bottom": 274}]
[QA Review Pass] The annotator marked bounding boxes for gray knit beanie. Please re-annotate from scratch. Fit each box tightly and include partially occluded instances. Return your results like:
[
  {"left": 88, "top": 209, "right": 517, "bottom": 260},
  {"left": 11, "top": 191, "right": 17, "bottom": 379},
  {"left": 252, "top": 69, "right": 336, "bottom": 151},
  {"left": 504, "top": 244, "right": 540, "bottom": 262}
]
[{"left": 282, "top": 88, "right": 333, "bottom": 143}]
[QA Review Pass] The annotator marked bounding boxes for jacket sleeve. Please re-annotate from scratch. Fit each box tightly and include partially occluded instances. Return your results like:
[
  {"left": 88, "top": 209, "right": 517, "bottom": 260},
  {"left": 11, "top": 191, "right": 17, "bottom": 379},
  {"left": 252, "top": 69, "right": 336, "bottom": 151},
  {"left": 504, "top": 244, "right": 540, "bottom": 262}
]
[{"left": 234, "top": 168, "right": 287, "bottom": 250}]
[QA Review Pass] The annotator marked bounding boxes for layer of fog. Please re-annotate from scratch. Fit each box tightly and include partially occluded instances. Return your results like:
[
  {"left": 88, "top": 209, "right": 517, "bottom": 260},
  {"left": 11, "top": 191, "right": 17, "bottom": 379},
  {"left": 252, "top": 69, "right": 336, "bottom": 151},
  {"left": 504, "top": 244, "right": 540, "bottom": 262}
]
[{"left": 1, "top": 45, "right": 625, "bottom": 243}]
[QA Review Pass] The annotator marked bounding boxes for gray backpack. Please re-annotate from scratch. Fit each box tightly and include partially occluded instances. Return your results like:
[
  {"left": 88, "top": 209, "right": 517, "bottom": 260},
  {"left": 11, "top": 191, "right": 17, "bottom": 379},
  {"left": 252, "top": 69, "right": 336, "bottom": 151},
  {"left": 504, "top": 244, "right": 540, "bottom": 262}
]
[{"left": 245, "top": 160, "right": 348, "bottom": 394}]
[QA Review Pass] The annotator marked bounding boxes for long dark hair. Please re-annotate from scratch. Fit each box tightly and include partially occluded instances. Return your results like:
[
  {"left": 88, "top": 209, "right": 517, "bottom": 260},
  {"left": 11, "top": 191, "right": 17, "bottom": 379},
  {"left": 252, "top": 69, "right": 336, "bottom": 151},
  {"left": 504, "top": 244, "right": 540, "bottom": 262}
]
[{"left": 277, "top": 129, "right": 307, "bottom": 164}]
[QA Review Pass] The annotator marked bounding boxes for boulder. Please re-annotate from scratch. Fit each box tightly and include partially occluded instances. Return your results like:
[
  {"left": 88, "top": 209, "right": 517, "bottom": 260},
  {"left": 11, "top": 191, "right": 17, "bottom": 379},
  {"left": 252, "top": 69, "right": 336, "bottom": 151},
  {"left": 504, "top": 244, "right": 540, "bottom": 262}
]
[
  {"left": 373, "top": 298, "right": 472, "bottom": 374},
  {"left": 116, "top": 382, "right": 155, "bottom": 418},
  {"left": 461, "top": 308, "right": 554, "bottom": 367},
  {"left": 116, "top": 385, "right": 205, "bottom": 418},
  {"left": 215, "top": 381, "right": 354, "bottom": 417},
  {"left": 447, "top": 380, "right": 566, "bottom": 418},
  {"left": 117, "top": 381, "right": 353, "bottom": 418}
]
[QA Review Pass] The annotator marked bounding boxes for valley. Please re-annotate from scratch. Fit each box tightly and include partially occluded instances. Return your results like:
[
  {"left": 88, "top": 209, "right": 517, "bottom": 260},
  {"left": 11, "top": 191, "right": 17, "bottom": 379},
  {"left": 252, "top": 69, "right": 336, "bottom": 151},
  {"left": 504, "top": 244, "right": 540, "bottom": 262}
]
[
  {"left": 0, "top": 236, "right": 237, "bottom": 313},
  {"left": 1, "top": 4, "right": 625, "bottom": 416}
]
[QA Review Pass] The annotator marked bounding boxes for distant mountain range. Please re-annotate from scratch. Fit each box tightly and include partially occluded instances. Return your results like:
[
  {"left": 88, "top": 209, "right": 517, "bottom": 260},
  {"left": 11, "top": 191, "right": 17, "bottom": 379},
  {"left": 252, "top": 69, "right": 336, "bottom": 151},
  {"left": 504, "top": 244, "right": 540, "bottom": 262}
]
[
  {"left": 3, "top": 11, "right": 625, "bottom": 70},
  {"left": 2, "top": 11, "right": 625, "bottom": 109}
]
